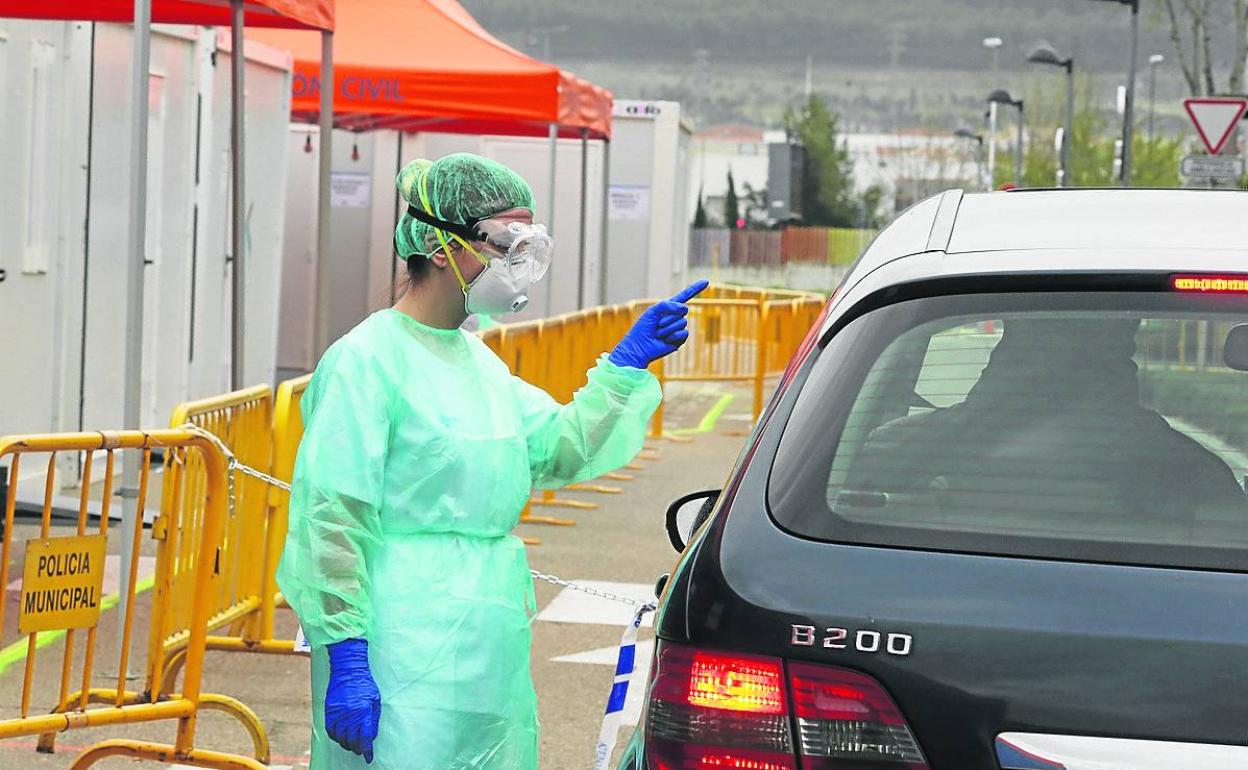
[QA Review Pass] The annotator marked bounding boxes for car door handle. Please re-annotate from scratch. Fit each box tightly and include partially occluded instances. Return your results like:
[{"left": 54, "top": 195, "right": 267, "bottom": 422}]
[{"left": 0, "top": 268, "right": 6, "bottom": 282}]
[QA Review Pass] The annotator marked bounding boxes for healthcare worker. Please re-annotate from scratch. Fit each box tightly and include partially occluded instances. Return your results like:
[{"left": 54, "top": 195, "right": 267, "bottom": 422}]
[{"left": 278, "top": 152, "right": 707, "bottom": 770}]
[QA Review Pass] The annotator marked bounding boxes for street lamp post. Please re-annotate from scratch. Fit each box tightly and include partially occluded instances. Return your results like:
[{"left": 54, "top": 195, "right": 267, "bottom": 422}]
[
  {"left": 986, "top": 103, "right": 998, "bottom": 188},
  {"left": 1091, "top": 0, "right": 1140, "bottom": 185},
  {"left": 955, "top": 127, "right": 987, "bottom": 190},
  {"left": 981, "top": 37, "right": 1003, "bottom": 188},
  {"left": 1148, "top": 53, "right": 1165, "bottom": 143},
  {"left": 988, "top": 90, "right": 1025, "bottom": 187},
  {"left": 1027, "top": 43, "right": 1074, "bottom": 187}
]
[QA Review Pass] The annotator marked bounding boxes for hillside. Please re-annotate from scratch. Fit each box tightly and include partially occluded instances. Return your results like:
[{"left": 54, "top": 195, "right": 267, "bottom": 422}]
[{"left": 460, "top": 0, "right": 1224, "bottom": 130}]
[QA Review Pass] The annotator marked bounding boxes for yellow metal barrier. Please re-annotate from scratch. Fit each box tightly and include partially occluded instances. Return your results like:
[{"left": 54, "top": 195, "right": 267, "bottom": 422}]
[
  {"left": 1, "top": 430, "right": 267, "bottom": 769},
  {"left": 157, "top": 378, "right": 314, "bottom": 690},
  {"left": 152, "top": 386, "right": 285, "bottom": 696},
  {"left": 658, "top": 298, "right": 767, "bottom": 419}
]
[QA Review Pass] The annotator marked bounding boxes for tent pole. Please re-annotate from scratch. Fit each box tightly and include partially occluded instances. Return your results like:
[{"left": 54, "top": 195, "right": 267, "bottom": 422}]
[
  {"left": 118, "top": 0, "right": 153, "bottom": 682},
  {"left": 314, "top": 31, "right": 334, "bottom": 358},
  {"left": 78, "top": 22, "right": 97, "bottom": 436},
  {"left": 229, "top": 0, "right": 246, "bottom": 389},
  {"left": 577, "top": 127, "right": 588, "bottom": 309},
  {"left": 390, "top": 130, "right": 403, "bottom": 305},
  {"left": 598, "top": 138, "right": 610, "bottom": 306},
  {"left": 544, "top": 122, "right": 557, "bottom": 317}
]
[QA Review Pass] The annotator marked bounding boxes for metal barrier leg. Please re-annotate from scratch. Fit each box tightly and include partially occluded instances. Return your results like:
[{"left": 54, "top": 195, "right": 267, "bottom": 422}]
[
  {"left": 518, "top": 500, "right": 578, "bottom": 526},
  {"left": 656, "top": 433, "right": 695, "bottom": 444},
  {"left": 198, "top": 693, "right": 271, "bottom": 764},
  {"left": 37, "top": 689, "right": 146, "bottom": 753},
  {"left": 69, "top": 739, "right": 268, "bottom": 770},
  {"left": 566, "top": 482, "right": 623, "bottom": 494},
  {"left": 527, "top": 489, "right": 596, "bottom": 514}
]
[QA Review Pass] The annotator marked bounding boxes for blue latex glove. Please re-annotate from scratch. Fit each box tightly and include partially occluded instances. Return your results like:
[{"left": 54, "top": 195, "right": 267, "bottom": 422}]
[
  {"left": 609, "top": 280, "right": 710, "bottom": 369},
  {"left": 325, "top": 638, "right": 381, "bottom": 763}
]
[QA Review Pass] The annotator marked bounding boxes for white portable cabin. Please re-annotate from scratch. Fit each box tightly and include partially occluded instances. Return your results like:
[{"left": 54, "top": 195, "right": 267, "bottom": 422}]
[
  {"left": 0, "top": 20, "right": 291, "bottom": 492},
  {"left": 277, "top": 127, "right": 606, "bottom": 374},
  {"left": 605, "top": 100, "right": 693, "bottom": 305}
]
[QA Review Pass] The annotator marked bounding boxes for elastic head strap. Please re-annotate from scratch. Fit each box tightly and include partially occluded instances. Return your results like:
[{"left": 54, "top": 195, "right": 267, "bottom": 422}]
[
  {"left": 414, "top": 169, "right": 485, "bottom": 292},
  {"left": 406, "top": 205, "right": 482, "bottom": 243}
]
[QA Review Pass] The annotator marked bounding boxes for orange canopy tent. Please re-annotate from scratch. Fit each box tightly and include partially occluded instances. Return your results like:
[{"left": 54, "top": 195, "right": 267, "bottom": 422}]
[
  {"left": 249, "top": 0, "right": 611, "bottom": 139},
  {"left": 0, "top": 0, "right": 334, "bottom": 664}
]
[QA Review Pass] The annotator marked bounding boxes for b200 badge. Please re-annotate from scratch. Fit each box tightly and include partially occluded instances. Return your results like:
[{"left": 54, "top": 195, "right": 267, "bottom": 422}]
[{"left": 790, "top": 624, "right": 913, "bottom": 656}]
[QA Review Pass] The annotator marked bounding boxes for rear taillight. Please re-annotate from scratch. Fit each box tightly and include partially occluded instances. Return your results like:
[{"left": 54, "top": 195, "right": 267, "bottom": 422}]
[
  {"left": 645, "top": 643, "right": 929, "bottom": 770},
  {"left": 646, "top": 645, "right": 796, "bottom": 770},
  {"left": 789, "top": 662, "right": 929, "bottom": 770}
]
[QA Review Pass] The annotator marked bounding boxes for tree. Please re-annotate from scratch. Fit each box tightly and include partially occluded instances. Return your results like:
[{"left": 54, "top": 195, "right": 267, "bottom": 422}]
[
  {"left": 741, "top": 181, "right": 769, "bottom": 227},
  {"left": 724, "top": 169, "right": 741, "bottom": 228},
  {"left": 859, "top": 185, "right": 885, "bottom": 229},
  {"left": 693, "top": 186, "right": 708, "bottom": 228},
  {"left": 784, "top": 94, "right": 862, "bottom": 227},
  {"left": 1159, "top": 0, "right": 1248, "bottom": 96},
  {"left": 994, "top": 102, "right": 1182, "bottom": 189}
]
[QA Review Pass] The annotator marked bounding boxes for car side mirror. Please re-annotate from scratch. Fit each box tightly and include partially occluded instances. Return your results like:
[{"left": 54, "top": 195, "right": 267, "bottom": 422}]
[
  {"left": 1224, "top": 324, "right": 1248, "bottom": 372},
  {"left": 665, "top": 489, "right": 721, "bottom": 552}
]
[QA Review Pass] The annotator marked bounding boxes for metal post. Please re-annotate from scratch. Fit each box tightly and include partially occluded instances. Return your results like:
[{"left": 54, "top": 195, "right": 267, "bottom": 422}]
[
  {"left": 1148, "top": 60, "right": 1158, "bottom": 143},
  {"left": 229, "top": 0, "right": 246, "bottom": 389},
  {"left": 544, "top": 122, "right": 557, "bottom": 316},
  {"left": 118, "top": 0, "right": 153, "bottom": 680},
  {"left": 577, "top": 128, "right": 589, "bottom": 310},
  {"left": 598, "top": 139, "right": 610, "bottom": 306},
  {"left": 314, "top": 31, "right": 334, "bottom": 357},
  {"left": 1063, "top": 65, "right": 1074, "bottom": 187},
  {"left": 1014, "top": 103, "right": 1024, "bottom": 188},
  {"left": 1121, "top": 0, "right": 1140, "bottom": 186},
  {"left": 987, "top": 102, "right": 998, "bottom": 188}
]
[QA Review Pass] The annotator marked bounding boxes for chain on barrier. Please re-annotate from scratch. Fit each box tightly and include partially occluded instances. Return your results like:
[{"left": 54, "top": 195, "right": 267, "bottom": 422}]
[{"left": 181, "top": 424, "right": 657, "bottom": 767}]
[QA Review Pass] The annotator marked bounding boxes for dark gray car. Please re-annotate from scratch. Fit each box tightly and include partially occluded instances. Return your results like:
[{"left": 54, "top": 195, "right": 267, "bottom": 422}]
[{"left": 619, "top": 189, "right": 1248, "bottom": 770}]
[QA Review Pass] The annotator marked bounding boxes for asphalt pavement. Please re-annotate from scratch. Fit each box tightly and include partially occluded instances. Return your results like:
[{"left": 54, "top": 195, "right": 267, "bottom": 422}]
[{"left": 0, "top": 381, "right": 754, "bottom": 770}]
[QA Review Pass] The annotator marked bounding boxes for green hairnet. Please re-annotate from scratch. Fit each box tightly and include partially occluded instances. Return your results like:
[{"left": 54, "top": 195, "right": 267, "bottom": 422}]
[{"left": 394, "top": 153, "right": 536, "bottom": 259}]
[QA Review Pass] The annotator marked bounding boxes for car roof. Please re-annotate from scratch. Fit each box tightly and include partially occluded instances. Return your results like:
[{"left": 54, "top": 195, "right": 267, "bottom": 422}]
[{"left": 844, "top": 188, "right": 1248, "bottom": 291}]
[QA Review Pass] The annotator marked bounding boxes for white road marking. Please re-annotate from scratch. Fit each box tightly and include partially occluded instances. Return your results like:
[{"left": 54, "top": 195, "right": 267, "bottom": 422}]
[
  {"left": 552, "top": 640, "right": 655, "bottom": 728},
  {"left": 536, "top": 582, "right": 656, "bottom": 627},
  {"left": 552, "top": 638, "right": 655, "bottom": 666}
]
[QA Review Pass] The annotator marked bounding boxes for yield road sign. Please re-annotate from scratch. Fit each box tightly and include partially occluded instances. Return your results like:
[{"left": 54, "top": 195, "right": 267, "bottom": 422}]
[
  {"left": 1183, "top": 97, "right": 1247, "bottom": 155},
  {"left": 1180, "top": 154, "right": 1246, "bottom": 179}
]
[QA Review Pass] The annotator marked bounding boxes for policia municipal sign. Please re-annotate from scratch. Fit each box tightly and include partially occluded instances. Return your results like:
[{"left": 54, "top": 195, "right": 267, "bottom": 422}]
[{"left": 19, "top": 534, "right": 107, "bottom": 634}]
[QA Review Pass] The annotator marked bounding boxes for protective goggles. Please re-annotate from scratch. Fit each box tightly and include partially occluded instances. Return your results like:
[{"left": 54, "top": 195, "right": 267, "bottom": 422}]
[{"left": 407, "top": 206, "right": 553, "bottom": 283}]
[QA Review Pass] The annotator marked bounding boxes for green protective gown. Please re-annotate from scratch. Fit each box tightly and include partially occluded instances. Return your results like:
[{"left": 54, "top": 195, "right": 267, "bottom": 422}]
[{"left": 278, "top": 309, "right": 662, "bottom": 770}]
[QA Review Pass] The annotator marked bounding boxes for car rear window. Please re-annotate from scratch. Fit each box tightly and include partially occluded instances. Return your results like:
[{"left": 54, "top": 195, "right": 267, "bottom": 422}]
[{"left": 768, "top": 292, "right": 1248, "bottom": 571}]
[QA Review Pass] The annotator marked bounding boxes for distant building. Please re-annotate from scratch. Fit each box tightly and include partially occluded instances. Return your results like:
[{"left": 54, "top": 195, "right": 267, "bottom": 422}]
[
  {"left": 690, "top": 125, "right": 980, "bottom": 228},
  {"left": 844, "top": 130, "right": 981, "bottom": 214},
  {"left": 767, "top": 137, "right": 806, "bottom": 223},
  {"left": 689, "top": 124, "right": 784, "bottom": 225}
]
